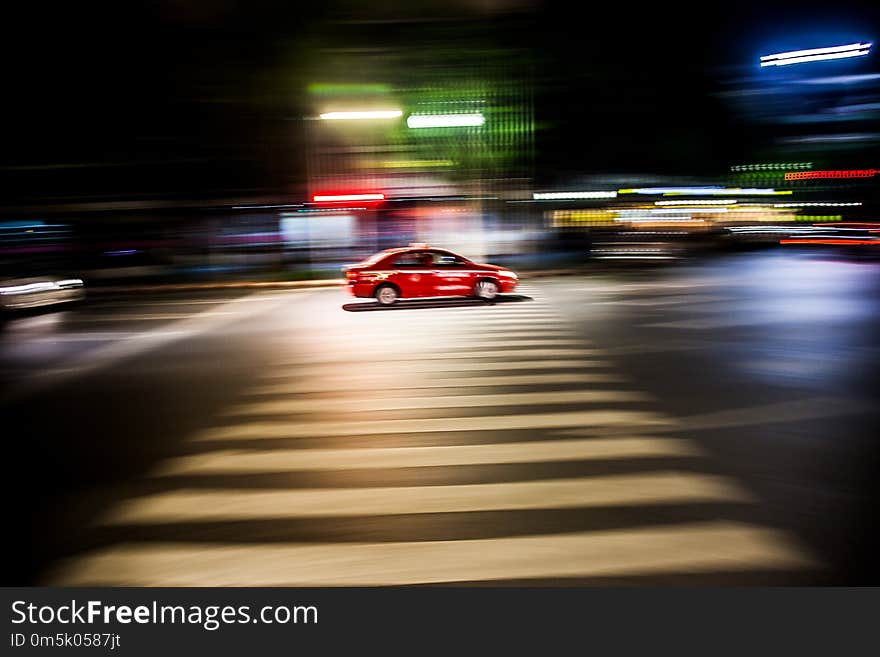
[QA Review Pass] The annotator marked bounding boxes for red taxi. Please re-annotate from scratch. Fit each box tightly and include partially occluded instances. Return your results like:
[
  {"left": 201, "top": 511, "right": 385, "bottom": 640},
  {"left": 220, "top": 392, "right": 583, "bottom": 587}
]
[{"left": 344, "top": 245, "right": 518, "bottom": 305}]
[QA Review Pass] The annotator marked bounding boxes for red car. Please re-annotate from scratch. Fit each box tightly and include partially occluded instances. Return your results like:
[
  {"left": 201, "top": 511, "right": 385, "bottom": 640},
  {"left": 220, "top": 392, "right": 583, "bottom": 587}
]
[{"left": 344, "top": 245, "right": 519, "bottom": 305}]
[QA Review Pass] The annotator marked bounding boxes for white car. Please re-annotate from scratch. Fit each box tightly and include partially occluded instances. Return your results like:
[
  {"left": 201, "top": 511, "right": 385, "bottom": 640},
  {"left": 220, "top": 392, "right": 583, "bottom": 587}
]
[{"left": 0, "top": 276, "right": 85, "bottom": 311}]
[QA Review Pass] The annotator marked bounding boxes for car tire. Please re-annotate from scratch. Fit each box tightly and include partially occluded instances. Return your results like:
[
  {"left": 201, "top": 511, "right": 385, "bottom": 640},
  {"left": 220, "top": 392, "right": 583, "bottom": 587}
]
[
  {"left": 375, "top": 284, "right": 400, "bottom": 306},
  {"left": 474, "top": 279, "right": 499, "bottom": 301}
]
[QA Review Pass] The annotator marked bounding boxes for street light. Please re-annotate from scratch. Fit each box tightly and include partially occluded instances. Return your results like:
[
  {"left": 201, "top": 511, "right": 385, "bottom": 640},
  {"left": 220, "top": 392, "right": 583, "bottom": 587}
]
[{"left": 760, "top": 42, "right": 872, "bottom": 67}]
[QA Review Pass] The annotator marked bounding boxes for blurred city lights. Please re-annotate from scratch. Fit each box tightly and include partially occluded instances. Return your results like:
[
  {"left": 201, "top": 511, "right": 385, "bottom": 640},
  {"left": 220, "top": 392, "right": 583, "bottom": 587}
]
[
  {"left": 795, "top": 73, "right": 880, "bottom": 84},
  {"left": 793, "top": 215, "right": 845, "bottom": 222},
  {"left": 760, "top": 42, "right": 872, "bottom": 67},
  {"left": 319, "top": 110, "right": 403, "bottom": 120},
  {"left": 619, "top": 217, "right": 706, "bottom": 223},
  {"left": 533, "top": 191, "right": 618, "bottom": 200},
  {"left": 731, "top": 163, "right": 812, "bottom": 171},
  {"left": 650, "top": 208, "right": 729, "bottom": 214},
  {"left": 620, "top": 187, "right": 791, "bottom": 196},
  {"left": 549, "top": 210, "right": 616, "bottom": 227},
  {"left": 655, "top": 199, "right": 736, "bottom": 205},
  {"left": 406, "top": 113, "right": 486, "bottom": 128},
  {"left": 379, "top": 160, "right": 455, "bottom": 168},
  {"left": 0, "top": 278, "right": 83, "bottom": 295},
  {"left": 781, "top": 133, "right": 880, "bottom": 144},
  {"left": 781, "top": 236, "right": 875, "bottom": 244},
  {"left": 312, "top": 193, "right": 385, "bottom": 202},
  {"left": 297, "top": 207, "right": 367, "bottom": 213},
  {"left": 784, "top": 169, "right": 877, "bottom": 180},
  {"left": 773, "top": 202, "right": 862, "bottom": 207},
  {"left": 308, "top": 83, "right": 393, "bottom": 96}
]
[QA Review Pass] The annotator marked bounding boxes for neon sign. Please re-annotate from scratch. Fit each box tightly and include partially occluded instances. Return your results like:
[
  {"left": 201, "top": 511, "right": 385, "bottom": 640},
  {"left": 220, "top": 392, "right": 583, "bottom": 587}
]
[{"left": 784, "top": 169, "right": 877, "bottom": 181}]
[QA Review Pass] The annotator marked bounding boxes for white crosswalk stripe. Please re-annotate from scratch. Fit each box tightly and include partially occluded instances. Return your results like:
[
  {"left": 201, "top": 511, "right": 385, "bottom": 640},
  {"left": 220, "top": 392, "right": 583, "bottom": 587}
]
[
  {"left": 263, "top": 360, "right": 615, "bottom": 377},
  {"left": 223, "top": 390, "right": 652, "bottom": 417},
  {"left": 152, "top": 437, "right": 703, "bottom": 475},
  {"left": 249, "top": 372, "right": 627, "bottom": 395},
  {"left": 279, "top": 348, "right": 602, "bottom": 366},
  {"left": 49, "top": 523, "right": 817, "bottom": 586},
  {"left": 194, "top": 409, "right": 674, "bottom": 441},
  {"left": 97, "top": 473, "right": 753, "bottom": 524},
  {"left": 45, "top": 289, "right": 821, "bottom": 585}
]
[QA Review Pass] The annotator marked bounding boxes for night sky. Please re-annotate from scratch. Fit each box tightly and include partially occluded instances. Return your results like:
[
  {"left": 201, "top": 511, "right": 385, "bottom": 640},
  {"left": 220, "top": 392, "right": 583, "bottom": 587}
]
[{"left": 2, "top": 0, "right": 878, "bottom": 203}]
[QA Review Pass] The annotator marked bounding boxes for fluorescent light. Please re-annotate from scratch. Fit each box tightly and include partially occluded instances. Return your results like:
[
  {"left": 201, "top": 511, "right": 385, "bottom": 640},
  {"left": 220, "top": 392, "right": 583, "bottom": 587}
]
[
  {"left": 621, "top": 187, "right": 789, "bottom": 196},
  {"left": 533, "top": 191, "right": 617, "bottom": 200},
  {"left": 655, "top": 199, "right": 736, "bottom": 205},
  {"left": 761, "top": 42, "right": 870, "bottom": 61},
  {"left": 650, "top": 208, "right": 728, "bottom": 214},
  {"left": 621, "top": 187, "right": 722, "bottom": 195},
  {"left": 0, "top": 282, "right": 55, "bottom": 295},
  {"left": 0, "top": 279, "right": 84, "bottom": 295},
  {"left": 309, "top": 83, "right": 393, "bottom": 96},
  {"left": 762, "top": 50, "right": 870, "bottom": 66},
  {"left": 407, "top": 113, "right": 485, "bottom": 128},
  {"left": 618, "top": 217, "right": 705, "bottom": 223},
  {"left": 312, "top": 193, "right": 385, "bottom": 202},
  {"left": 319, "top": 110, "right": 402, "bottom": 120},
  {"left": 594, "top": 256, "right": 678, "bottom": 260},
  {"left": 760, "top": 42, "right": 872, "bottom": 67},
  {"left": 380, "top": 159, "right": 454, "bottom": 168},
  {"left": 773, "top": 202, "right": 862, "bottom": 207}
]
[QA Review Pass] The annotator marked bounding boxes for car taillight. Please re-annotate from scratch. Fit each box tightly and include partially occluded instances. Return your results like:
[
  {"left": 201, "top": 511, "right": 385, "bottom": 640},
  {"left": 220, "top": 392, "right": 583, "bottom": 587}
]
[{"left": 346, "top": 271, "right": 359, "bottom": 280}]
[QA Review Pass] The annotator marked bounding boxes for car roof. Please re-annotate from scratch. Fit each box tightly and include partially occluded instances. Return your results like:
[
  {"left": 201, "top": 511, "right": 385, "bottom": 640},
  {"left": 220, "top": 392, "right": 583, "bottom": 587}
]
[
  {"left": 361, "top": 246, "right": 464, "bottom": 265},
  {"left": 378, "top": 246, "right": 458, "bottom": 257}
]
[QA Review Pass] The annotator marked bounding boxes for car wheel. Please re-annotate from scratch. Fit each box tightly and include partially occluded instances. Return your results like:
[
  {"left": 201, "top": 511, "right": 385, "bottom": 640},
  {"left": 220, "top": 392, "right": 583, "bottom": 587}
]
[
  {"left": 375, "top": 284, "right": 399, "bottom": 305},
  {"left": 474, "top": 279, "right": 499, "bottom": 300}
]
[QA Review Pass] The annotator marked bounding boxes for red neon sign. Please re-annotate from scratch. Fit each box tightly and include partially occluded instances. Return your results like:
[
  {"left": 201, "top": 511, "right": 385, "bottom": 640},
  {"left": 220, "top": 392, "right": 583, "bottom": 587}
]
[
  {"left": 784, "top": 169, "right": 877, "bottom": 181},
  {"left": 312, "top": 193, "right": 385, "bottom": 202},
  {"left": 781, "top": 238, "right": 880, "bottom": 245}
]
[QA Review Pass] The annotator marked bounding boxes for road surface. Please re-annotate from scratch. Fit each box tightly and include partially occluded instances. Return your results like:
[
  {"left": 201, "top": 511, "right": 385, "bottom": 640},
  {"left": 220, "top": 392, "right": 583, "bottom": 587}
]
[{"left": 2, "top": 250, "right": 878, "bottom": 585}]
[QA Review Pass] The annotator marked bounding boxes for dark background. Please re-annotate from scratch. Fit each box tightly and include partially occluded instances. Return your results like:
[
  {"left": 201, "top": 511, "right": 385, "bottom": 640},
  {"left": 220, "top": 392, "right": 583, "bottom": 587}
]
[{"left": 2, "top": 0, "right": 879, "bottom": 201}]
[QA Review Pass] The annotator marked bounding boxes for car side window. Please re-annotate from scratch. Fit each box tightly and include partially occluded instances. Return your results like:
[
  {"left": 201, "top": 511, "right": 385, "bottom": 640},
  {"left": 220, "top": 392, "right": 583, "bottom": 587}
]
[
  {"left": 431, "top": 252, "right": 466, "bottom": 267},
  {"left": 394, "top": 252, "right": 430, "bottom": 268}
]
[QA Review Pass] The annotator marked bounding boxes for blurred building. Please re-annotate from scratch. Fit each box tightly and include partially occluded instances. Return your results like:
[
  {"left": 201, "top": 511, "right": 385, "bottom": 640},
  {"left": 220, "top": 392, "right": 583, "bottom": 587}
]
[
  {"left": 717, "top": 36, "right": 880, "bottom": 222},
  {"left": 298, "top": 17, "right": 535, "bottom": 266}
]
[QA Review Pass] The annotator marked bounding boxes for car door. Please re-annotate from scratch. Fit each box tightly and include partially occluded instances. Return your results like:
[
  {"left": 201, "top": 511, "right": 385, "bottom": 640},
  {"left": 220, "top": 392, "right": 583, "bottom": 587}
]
[
  {"left": 391, "top": 251, "right": 435, "bottom": 297},
  {"left": 429, "top": 251, "right": 474, "bottom": 297}
]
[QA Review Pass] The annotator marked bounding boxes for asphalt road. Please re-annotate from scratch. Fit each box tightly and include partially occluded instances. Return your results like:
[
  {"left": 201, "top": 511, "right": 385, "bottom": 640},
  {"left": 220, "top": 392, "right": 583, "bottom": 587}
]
[{"left": 2, "top": 249, "right": 879, "bottom": 585}]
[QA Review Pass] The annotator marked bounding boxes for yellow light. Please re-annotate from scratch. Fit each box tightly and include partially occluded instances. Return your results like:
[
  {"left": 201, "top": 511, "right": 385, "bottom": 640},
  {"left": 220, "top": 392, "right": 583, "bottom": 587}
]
[
  {"left": 319, "top": 110, "right": 403, "bottom": 120},
  {"left": 381, "top": 160, "right": 455, "bottom": 168}
]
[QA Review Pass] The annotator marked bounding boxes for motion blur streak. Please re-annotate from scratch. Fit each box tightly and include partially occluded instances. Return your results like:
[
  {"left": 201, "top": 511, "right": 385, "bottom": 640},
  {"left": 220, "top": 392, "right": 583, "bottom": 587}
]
[
  {"left": 48, "top": 523, "right": 816, "bottom": 586},
  {"left": 319, "top": 110, "right": 403, "bottom": 120},
  {"left": 760, "top": 44, "right": 872, "bottom": 66},
  {"left": 4, "top": 0, "right": 880, "bottom": 587},
  {"left": 406, "top": 113, "right": 486, "bottom": 128},
  {"left": 151, "top": 438, "right": 704, "bottom": 476},
  {"left": 97, "top": 474, "right": 753, "bottom": 524}
]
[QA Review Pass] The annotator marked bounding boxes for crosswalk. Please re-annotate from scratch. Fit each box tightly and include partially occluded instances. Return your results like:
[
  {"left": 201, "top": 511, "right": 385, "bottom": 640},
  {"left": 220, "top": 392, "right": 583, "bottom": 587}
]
[{"left": 45, "top": 283, "right": 820, "bottom": 585}]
